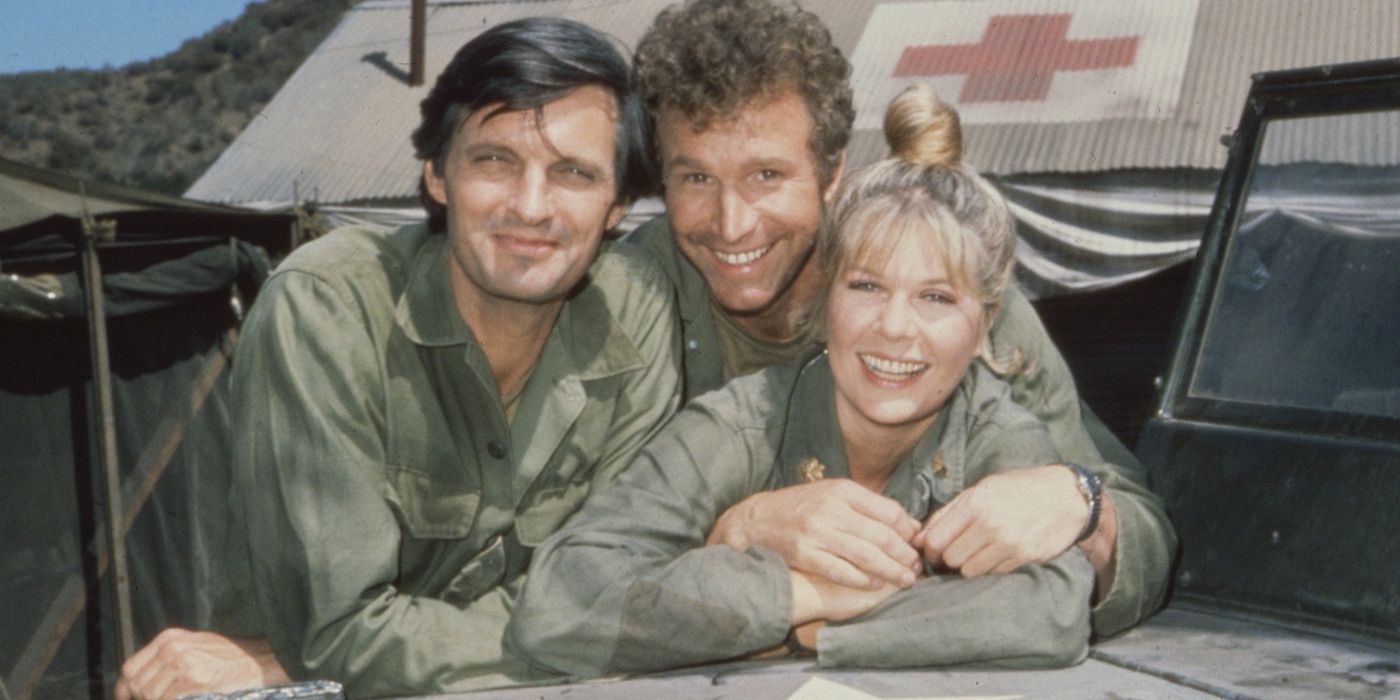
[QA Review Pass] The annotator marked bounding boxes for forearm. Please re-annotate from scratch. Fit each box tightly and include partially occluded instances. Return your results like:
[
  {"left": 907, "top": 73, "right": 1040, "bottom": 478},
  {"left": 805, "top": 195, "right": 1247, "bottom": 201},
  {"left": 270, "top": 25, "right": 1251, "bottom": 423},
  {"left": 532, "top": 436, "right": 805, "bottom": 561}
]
[
  {"left": 265, "top": 580, "right": 540, "bottom": 698},
  {"left": 511, "top": 407, "right": 790, "bottom": 677},
  {"left": 1077, "top": 489, "right": 1119, "bottom": 599},
  {"left": 1088, "top": 482, "right": 1175, "bottom": 637},
  {"left": 513, "top": 535, "right": 792, "bottom": 676},
  {"left": 817, "top": 550, "right": 1094, "bottom": 669}
]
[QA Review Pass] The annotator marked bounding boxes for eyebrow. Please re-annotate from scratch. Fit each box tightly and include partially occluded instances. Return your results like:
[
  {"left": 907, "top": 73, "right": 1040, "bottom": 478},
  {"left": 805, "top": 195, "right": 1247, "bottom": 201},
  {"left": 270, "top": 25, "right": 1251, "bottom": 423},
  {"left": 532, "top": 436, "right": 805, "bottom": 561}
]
[
  {"left": 664, "top": 155, "right": 705, "bottom": 173},
  {"left": 846, "top": 265, "right": 954, "bottom": 288},
  {"left": 463, "top": 141, "right": 608, "bottom": 175}
]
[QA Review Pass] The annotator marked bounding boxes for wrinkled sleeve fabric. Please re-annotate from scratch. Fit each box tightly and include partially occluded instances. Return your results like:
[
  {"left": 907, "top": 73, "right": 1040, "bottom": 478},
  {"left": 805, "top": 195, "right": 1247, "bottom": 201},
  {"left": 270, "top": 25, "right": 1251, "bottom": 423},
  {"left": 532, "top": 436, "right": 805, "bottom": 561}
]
[
  {"left": 231, "top": 269, "right": 540, "bottom": 698},
  {"left": 991, "top": 287, "right": 1177, "bottom": 637},
  {"left": 584, "top": 245, "right": 685, "bottom": 490},
  {"left": 818, "top": 387, "right": 1093, "bottom": 669},
  {"left": 507, "top": 388, "right": 793, "bottom": 677}
]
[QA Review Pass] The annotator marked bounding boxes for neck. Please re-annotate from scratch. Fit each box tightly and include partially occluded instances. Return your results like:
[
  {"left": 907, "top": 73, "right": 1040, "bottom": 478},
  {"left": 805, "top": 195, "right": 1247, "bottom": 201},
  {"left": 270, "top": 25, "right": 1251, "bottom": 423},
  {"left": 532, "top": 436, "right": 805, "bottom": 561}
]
[
  {"left": 837, "top": 403, "right": 938, "bottom": 494},
  {"left": 728, "top": 252, "right": 823, "bottom": 343},
  {"left": 451, "top": 275, "right": 562, "bottom": 400}
]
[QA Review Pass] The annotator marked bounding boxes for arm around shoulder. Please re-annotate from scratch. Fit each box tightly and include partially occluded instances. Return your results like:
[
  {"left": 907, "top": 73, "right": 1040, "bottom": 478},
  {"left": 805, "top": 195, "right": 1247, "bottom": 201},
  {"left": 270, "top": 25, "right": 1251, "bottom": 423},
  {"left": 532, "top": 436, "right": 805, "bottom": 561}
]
[
  {"left": 990, "top": 287, "right": 1177, "bottom": 636},
  {"left": 508, "top": 387, "right": 793, "bottom": 677}
]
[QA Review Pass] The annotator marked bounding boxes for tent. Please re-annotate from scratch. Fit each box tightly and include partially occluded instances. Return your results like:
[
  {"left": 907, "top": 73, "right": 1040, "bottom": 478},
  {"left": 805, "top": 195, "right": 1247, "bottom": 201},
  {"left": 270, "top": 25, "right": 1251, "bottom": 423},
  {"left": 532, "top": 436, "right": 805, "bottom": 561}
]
[
  {"left": 185, "top": 0, "right": 1400, "bottom": 297},
  {"left": 0, "top": 157, "right": 295, "bottom": 698}
]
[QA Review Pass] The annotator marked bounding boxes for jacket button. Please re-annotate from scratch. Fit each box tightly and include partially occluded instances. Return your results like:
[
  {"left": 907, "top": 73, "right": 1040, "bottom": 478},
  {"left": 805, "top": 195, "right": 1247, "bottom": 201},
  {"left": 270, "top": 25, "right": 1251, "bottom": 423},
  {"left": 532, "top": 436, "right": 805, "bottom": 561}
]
[{"left": 487, "top": 439, "right": 507, "bottom": 459}]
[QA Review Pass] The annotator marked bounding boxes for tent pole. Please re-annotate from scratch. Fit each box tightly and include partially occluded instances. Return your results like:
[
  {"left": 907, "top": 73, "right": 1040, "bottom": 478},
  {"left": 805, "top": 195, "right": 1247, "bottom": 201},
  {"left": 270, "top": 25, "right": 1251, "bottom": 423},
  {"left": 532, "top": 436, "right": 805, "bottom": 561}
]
[{"left": 78, "top": 197, "right": 137, "bottom": 667}]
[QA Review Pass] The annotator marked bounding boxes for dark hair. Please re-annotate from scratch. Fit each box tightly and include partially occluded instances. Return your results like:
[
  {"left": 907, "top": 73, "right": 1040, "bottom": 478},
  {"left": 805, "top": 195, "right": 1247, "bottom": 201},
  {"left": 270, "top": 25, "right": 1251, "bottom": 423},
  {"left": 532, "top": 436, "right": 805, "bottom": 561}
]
[
  {"left": 634, "top": 0, "right": 853, "bottom": 188},
  {"left": 411, "top": 17, "right": 652, "bottom": 232}
]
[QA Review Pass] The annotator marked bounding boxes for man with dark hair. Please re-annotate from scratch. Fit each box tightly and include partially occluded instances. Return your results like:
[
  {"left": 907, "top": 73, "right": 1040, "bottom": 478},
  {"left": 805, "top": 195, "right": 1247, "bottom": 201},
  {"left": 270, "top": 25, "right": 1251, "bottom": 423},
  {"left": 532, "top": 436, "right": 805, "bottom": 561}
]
[
  {"left": 626, "top": 0, "right": 1174, "bottom": 645},
  {"left": 116, "top": 17, "right": 679, "bottom": 699}
]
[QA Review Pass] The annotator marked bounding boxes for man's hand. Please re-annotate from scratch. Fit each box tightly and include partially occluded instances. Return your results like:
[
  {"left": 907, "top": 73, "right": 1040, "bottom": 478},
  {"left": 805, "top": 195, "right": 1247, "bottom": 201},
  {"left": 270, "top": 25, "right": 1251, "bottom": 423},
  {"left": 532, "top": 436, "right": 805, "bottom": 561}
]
[
  {"left": 917, "top": 465, "right": 1089, "bottom": 577},
  {"left": 114, "top": 629, "right": 290, "bottom": 700},
  {"left": 708, "top": 479, "right": 922, "bottom": 589},
  {"left": 789, "top": 569, "right": 901, "bottom": 627}
]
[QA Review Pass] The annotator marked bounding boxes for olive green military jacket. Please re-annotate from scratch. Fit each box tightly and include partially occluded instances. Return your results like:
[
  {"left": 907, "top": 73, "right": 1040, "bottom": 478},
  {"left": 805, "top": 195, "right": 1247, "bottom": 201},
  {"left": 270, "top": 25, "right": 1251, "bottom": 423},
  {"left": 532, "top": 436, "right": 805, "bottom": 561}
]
[
  {"left": 626, "top": 216, "right": 1175, "bottom": 638},
  {"left": 224, "top": 223, "right": 681, "bottom": 697},
  {"left": 509, "top": 352, "right": 1094, "bottom": 674}
]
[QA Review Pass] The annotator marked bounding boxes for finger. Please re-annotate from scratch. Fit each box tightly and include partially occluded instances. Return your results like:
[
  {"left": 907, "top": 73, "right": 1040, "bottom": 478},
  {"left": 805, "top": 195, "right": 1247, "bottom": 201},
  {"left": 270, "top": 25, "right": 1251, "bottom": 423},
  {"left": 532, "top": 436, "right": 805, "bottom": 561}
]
[
  {"left": 791, "top": 548, "right": 880, "bottom": 590},
  {"left": 828, "top": 509, "right": 922, "bottom": 573},
  {"left": 121, "top": 632, "right": 170, "bottom": 683},
  {"left": 940, "top": 522, "right": 993, "bottom": 571},
  {"left": 823, "top": 532, "right": 918, "bottom": 588},
  {"left": 129, "top": 654, "right": 170, "bottom": 700},
  {"left": 131, "top": 660, "right": 177, "bottom": 700},
  {"left": 920, "top": 502, "right": 975, "bottom": 563},
  {"left": 114, "top": 677, "right": 132, "bottom": 700},
  {"left": 959, "top": 541, "right": 1011, "bottom": 577},
  {"left": 990, "top": 555, "right": 1024, "bottom": 575},
  {"left": 843, "top": 488, "right": 921, "bottom": 541}
]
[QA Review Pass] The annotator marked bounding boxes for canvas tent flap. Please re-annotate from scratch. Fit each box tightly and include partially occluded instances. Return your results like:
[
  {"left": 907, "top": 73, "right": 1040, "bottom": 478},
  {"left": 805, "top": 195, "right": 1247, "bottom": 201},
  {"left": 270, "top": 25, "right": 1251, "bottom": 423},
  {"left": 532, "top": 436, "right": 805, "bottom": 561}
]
[
  {"left": 2, "top": 157, "right": 293, "bottom": 697},
  {"left": 0, "top": 157, "right": 234, "bottom": 233},
  {"left": 0, "top": 241, "right": 270, "bottom": 320}
]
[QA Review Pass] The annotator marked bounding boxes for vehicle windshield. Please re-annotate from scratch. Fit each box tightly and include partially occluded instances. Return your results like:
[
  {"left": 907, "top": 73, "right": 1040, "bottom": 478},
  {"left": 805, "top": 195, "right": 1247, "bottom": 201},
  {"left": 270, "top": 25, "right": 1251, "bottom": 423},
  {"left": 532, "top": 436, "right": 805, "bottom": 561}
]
[{"left": 1188, "top": 109, "right": 1400, "bottom": 420}]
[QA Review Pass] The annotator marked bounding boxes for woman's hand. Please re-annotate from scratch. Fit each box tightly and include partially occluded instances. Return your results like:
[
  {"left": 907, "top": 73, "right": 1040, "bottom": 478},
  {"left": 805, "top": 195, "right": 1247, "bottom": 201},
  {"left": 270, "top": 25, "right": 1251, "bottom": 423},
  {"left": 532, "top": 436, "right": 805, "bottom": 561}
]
[
  {"left": 709, "top": 479, "right": 922, "bottom": 590},
  {"left": 789, "top": 569, "right": 902, "bottom": 627}
]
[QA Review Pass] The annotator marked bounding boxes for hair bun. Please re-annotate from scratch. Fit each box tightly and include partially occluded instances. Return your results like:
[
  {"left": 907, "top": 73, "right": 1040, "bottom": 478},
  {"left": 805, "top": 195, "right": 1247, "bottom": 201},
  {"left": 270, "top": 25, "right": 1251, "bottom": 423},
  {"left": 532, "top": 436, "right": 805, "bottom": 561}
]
[{"left": 883, "top": 84, "right": 962, "bottom": 167}]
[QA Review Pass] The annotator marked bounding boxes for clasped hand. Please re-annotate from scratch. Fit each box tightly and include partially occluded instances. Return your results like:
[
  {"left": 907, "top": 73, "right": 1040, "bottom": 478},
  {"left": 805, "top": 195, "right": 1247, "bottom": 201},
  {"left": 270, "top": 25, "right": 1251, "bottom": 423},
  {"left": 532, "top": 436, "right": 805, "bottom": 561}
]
[{"left": 709, "top": 465, "right": 1090, "bottom": 613}]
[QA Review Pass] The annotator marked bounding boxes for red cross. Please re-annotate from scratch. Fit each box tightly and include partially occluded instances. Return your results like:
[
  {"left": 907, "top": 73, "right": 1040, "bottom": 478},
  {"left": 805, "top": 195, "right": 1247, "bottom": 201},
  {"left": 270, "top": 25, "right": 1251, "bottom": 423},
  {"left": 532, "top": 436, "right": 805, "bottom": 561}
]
[{"left": 894, "top": 14, "right": 1140, "bottom": 103}]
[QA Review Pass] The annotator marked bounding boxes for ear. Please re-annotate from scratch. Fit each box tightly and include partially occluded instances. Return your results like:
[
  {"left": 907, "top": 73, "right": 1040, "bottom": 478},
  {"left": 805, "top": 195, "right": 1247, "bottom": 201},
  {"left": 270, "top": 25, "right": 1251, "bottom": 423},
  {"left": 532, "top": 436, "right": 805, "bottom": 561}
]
[
  {"left": 423, "top": 160, "right": 448, "bottom": 207},
  {"left": 821, "top": 149, "right": 847, "bottom": 204},
  {"left": 604, "top": 200, "right": 628, "bottom": 232}
]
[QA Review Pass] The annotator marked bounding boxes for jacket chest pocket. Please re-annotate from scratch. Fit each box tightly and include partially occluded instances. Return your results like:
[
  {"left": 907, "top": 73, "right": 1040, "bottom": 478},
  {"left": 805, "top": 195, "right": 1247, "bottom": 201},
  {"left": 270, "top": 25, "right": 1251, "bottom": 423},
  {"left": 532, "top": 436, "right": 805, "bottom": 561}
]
[{"left": 384, "top": 465, "right": 478, "bottom": 540}]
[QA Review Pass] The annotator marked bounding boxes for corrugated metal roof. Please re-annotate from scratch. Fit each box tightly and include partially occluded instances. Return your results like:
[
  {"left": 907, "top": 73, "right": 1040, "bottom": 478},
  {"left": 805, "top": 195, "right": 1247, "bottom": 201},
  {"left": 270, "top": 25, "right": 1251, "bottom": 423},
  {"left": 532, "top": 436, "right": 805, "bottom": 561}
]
[{"left": 187, "top": 0, "right": 1400, "bottom": 205}]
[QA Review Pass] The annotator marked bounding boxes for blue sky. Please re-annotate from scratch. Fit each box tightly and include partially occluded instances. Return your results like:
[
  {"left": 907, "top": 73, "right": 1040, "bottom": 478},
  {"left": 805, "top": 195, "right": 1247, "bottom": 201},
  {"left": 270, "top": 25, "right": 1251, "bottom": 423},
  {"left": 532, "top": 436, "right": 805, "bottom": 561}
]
[{"left": 0, "top": 1, "right": 253, "bottom": 74}]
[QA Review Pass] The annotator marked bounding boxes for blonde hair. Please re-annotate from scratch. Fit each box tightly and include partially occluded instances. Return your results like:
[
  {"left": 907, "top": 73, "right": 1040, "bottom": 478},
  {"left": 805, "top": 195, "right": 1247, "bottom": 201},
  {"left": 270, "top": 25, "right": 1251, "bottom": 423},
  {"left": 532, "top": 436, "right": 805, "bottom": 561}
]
[{"left": 809, "top": 84, "right": 1018, "bottom": 369}]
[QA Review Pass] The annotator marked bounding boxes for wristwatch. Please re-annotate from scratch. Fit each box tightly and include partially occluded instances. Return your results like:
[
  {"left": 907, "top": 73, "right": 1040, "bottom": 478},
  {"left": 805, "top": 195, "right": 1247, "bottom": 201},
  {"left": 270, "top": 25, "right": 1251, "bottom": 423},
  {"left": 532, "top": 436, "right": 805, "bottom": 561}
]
[{"left": 1065, "top": 463, "right": 1102, "bottom": 543}]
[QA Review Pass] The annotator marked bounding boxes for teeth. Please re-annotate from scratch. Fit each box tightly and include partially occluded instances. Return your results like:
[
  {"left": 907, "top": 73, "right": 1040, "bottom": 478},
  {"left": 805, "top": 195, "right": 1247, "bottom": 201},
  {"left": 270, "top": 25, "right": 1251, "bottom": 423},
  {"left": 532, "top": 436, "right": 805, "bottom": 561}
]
[
  {"left": 714, "top": 244, "right": 771, "bottom": 266},
  {"left": 860, "top": 354, "right": 927, "bottom": 377}
]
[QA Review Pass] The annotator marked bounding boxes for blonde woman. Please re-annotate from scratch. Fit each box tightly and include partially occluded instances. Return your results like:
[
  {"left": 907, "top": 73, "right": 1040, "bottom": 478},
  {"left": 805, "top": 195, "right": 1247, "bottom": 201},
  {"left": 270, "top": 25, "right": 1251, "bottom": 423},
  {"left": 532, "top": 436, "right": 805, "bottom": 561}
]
[{"left": 509, "top": 85, "right": 1093, "bottom": 674}]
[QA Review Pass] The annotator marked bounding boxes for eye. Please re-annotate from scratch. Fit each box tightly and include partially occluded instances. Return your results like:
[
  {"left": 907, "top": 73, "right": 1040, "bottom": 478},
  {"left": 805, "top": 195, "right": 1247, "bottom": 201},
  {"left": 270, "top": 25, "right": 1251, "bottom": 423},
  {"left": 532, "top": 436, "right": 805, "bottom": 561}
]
[
  {"left": 680, "top": 172, "right": 712, "bottom": 186},
  {"left": 555, "top": 164, "right": 599, "bottom": 184},
  {"left": 921, "top": 290, "right": 955, "bottom": 304},
  {"left": 757, "top": 168, "right": 783, "bottom": 182},
  {"left": 847, "top": 279, "right": 880, "bottom": 293}
]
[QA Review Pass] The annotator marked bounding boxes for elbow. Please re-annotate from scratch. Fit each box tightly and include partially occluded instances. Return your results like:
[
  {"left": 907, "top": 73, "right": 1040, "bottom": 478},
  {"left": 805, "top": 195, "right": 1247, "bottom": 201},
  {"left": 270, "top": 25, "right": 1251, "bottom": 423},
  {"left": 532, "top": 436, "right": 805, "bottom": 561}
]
[
  {"left": 504, "top": 602, "right": 581, "bottom": 676},
  {"left": 505, "top": 552, "right": 612, "bottom": 678},
  {"left": 1018, "top": 555, "right": 1094, "bottom": 668}
]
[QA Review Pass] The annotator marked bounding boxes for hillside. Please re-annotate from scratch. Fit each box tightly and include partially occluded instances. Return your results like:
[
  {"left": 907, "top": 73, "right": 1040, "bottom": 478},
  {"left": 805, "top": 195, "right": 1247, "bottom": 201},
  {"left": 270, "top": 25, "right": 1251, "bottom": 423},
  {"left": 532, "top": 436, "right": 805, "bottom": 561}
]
[{"left": 0, "top": 0, "right": 357, "bottom": 195}]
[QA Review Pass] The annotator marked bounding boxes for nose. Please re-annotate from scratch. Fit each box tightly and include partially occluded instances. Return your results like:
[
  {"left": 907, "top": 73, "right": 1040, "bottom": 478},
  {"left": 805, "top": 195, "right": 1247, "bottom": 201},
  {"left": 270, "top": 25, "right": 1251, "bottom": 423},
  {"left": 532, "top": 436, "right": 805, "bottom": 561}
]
[
  {"left": 510, "top": 166, "right": 552, "bottom": 226},
  {"left": 717, "top": 187, "right": 759, "bottom": 244},
  {"left": 875, "top": 294, "right": 916, "bottom": 339}
]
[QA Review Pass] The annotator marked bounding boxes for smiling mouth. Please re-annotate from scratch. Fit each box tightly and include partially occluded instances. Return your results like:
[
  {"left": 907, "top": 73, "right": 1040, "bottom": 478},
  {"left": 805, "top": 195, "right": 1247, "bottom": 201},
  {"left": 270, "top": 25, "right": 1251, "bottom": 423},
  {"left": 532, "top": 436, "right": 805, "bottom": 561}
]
[
  {"left": 712, "top": 244, "right": 772, "bottom": 266},
  {"left": 859, "top": 353, "right": 928, "bottom": 380},
  {"left": 495, "top": 232, "right": 560, "bottom": 253}
]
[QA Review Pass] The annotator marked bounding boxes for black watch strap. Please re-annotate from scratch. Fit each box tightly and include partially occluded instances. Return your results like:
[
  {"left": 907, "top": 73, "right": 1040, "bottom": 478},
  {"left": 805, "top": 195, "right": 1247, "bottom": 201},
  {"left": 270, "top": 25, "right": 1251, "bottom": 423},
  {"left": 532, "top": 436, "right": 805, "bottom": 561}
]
[{"left": 1065, "top": 462, "right": 1102, "bottom": 544}]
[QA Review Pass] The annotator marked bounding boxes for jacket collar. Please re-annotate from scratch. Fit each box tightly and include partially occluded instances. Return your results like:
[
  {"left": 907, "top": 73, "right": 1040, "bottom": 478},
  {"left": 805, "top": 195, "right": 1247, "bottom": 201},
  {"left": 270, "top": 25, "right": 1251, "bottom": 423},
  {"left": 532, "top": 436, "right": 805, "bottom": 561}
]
[{"left": 778, "top": 350, "right": 969, "bottom": 520}]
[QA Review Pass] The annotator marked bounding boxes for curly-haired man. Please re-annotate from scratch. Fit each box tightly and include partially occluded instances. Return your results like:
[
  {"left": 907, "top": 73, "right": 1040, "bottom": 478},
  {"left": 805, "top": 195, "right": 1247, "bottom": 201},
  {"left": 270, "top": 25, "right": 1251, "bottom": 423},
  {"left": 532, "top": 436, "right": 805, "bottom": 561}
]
[{"left": 623, "top": 0, "right": 1175, "bottom": 650}]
